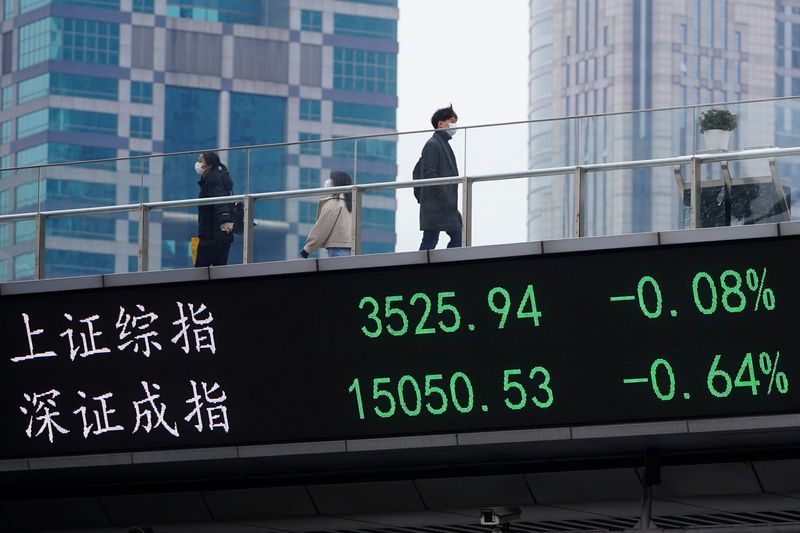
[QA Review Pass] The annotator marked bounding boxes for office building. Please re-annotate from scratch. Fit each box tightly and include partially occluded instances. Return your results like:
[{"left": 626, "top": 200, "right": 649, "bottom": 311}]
[
  {"left": 0, "top": 0, "right": 398, "bottom": 280},
  {"left": 528, "top": 0, "right": 785, "bottom": 240}
]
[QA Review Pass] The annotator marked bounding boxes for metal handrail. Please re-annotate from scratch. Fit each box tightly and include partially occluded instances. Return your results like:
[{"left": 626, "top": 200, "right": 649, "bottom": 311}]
[{"left": 3, "top": 143, "right": 799, "bottom": 279}]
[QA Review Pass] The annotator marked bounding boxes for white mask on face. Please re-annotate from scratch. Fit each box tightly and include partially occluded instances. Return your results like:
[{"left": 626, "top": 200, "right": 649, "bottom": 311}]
[
  {"left": 447, "top": 123, "right": 458, "bottom": 137},
  {"left": 194, "top": 161, "right": 204, "bottom": 175},
  {"left": 323, "top": 178, "right": 333, "bottom": 188}
]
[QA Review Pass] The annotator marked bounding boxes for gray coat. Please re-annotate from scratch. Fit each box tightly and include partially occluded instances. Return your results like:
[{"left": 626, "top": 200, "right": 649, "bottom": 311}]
[{"left": 419, "top": 130, "right": 461, "bottom": 231}]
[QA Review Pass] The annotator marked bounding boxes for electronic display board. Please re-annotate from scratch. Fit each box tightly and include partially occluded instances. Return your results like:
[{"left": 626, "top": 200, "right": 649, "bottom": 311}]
[{"left": 1, "top": 236, "right": 799, "bottom": 459}]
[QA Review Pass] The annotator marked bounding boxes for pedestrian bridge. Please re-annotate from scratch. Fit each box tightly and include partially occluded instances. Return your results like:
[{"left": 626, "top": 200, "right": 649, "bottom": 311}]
[{"left": 3, "top": 222, "right": 800, "bottom": 533}]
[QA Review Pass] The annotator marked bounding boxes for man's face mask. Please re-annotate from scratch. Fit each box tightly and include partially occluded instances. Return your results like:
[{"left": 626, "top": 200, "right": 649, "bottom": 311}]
[{"left": 194, "top": 161, "right": 204, "bottom": 175}]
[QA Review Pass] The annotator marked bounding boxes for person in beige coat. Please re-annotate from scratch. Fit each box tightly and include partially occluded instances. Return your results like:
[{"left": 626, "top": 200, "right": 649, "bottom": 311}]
[{"left": 300, "top": 170, "right": 353, "bottom": 258}]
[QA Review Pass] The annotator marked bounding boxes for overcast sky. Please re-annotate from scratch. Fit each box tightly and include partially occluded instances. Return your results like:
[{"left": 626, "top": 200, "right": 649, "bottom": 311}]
[{"left": 393, "top": 0, "right": 530, "bottom": 251}]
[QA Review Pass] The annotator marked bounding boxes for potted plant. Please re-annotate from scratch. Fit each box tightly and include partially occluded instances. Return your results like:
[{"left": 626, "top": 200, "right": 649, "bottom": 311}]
[{"left": 699, "top": 108, "right": 737, "bottom": 151}]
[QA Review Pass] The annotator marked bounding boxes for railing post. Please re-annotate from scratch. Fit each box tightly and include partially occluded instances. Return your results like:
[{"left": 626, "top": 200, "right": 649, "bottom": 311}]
[
  {"left": 137, "top": 203, "right": 150, "bottom": 272},
  {"left": 242, "top": 195, "right": 255, "bottom": 264},
  {"left": 690, "top": 157, "right": 702, "bottom": 229},
  {"left": 573, "top": 165, "right": 585, "bottom": 238},
  {"left": 352, "top": 185, "right": 362, "bottom": 255},
  {"left": 34, "top": 213, "right": 46, "bottom": 280},
  {"left": 353, "top": 139, "right": 358, "bottom": 183},
  {"left": 462, "top": 174, "right": 472, "bottom": 247}
]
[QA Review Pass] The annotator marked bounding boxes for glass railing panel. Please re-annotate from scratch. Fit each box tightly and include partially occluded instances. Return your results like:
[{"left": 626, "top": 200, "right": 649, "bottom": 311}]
[
  {"left": 1, "top": 166, "right": 40, "bottom": 281},
  {"left": 149, "top": 201, "right": 250, "bottom": 270},
  {"left": 529, "top": 117, "right": 579, "bottom": 169},
  {"left": 582, "top": 107, "right": 694, "bottom": 165},
  {"left": 471, "top": 177, "right": 529, "bottom": 247},
  {"left": 694, "top": 99, "right": 783, "bottom": 155},
  {"left": 354, "top": 132, "right": 399, "bottom": 256},
  {"left": 392, "top": 182, "right": 464, "bottom": 253},
  {"left": 40, "top": 159, "right": 126, "bottom": 212},
  {"left": 583, "top": 166, "right": 686, "bottom": 238},
  {"left": 696, "top": 155, "right": 793, "bottom": 229},
  {"left": 464, "top": 122, "right": 531, "bottom": 175},
  {"left": 43, "top": 212, "right": 130, "bottom": 278},
  {"left": 527, "top": 173, "right": 575, "bottom": 241}
]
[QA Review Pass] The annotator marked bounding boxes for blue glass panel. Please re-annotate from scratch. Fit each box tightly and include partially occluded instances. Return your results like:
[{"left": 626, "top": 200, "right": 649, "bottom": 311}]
[
  {"left": 163, "top": 85, "right": 219, "bottom": 201},
  {"left": 45, "top": 248, "right": 114, "bottom": 277},
  {"left": 299, "top": 98, "right": 321, "bottom": 121},
  {"left": 14, "top": 252, "right": 35, "bottom": 280},
  {"left": 333, "top": 47, "right": 396, "bottom": 95},
  {"left": 301, "top": 9, "right": 322, "bottom": 31},
  {"left": 18, "top": 73, "right": 49, "bottom": 103},
  {"left": 17, "top": 108, "right": 48, "bottom": 139},
  {"left": 130, "top": 151, "right": 150, "bottom": 174},
  {"left": 15, "top": 219, "right": 35, "bottom": 243},
  {"left": 333, "top": 102, "right": 395, "bottom": 128},
  {"left": 334, "top": 14, "right": 396, "bottom": 40},
  {"left": 229, "top": 91, "right": 287, "bottom": 220},
  {"left": 130, "top": 116, "right": 152, "bottom": 138},
  {"left": 47, "top": 144, "right": 117, "bottom": 169},
  {"left": 50, "top": 108, "right": 118, "bottom": 135},
  {"left": 44, "top": 178, "right": 115, "bottom": 206},
  {"left": 51, "top": 73, "right": 117, "bottom": 100},
  {"left": 299, "top": 132, "right": 320, "bottom": 155},
  {"left": 47, "top": 216, "right": 116, "bottom": 240},
  {"left": 299, "top": 167, "right": 320, "bottom": 189},
  {"left": 131, "top": 81, "right": 153, "bottom": 104}
]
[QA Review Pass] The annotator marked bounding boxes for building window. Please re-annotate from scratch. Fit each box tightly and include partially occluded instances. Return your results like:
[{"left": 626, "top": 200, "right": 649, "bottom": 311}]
[
  {"left": 334, "top": 14, "right": 396, "bottom": 40},
  {"left": 333, "top": 102, "right": 395, "bottom": 128},
  {"left": 16, "top": 144, "right": 47, "bottom": 166},
  {"left": 17, "top": 73, "right": 48, "bottom": 103},
  {"left": 299, "top": 167, "right": 321, "bottom": 188},
  {"left": 131, "top": 81, "right": 153, "bottom": 104},
  {"left": 4, "top": 0, "right": 14, "bottom": 18},
  {"left": 130, "top": 116, "right": 152, "bottom": 138},
  {"left": 301, "top": 9, "right": 322, "bottom": 32},
  {"left": 14, "top": 252, "right": 34, "bottom": 280},
  {"left": 130, "top": 151, "right": 150, "bottom": 174},
  {"left": 333, "top": 47, "right": 397, "bottom": 94},
  {"left": 18, "top": 72, "right": 117, "bottom": 102},
  {"left": 299, "top": 201, "right": 316, "bottom": 223},
  {"left": 17, "top": 108, "right": 48, "bottom": 139},
  {"left": 299, "top": 132, "right": 321, "bottom": 155},
  {"left": 299, "top": 98, "right": 321, "bottom": 121},
  {"left": 1, "top": 120, "right": 10, "bottom": 144},
  {"left": 19, "top": 17, "right": 119, "bottom": 69},
  {"left": 51, "top": 108, "right": 117, "bottom": 135},
  {"left": 132, "top": 0, "right": 153, "bottom": 13},
  {"left": 15, "top": 219, "right": 35, "bottom": 243},
  {"left": 734, "top": 30, "right": 742, "bottom": 51},
  {"left": 0, "top": 258, "right": 7, "bottom": 282},
  {"left": 15, "top": 181, "right": 39, "bottom": 210},
  {"left": 1, "top": 86, "right": 11, "bottom": 109}
]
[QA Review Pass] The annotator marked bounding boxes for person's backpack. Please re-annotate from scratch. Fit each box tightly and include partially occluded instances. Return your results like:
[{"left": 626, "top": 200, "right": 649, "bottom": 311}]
[{"left": 412, "top": 157, "right": 422, "bottom": 203}]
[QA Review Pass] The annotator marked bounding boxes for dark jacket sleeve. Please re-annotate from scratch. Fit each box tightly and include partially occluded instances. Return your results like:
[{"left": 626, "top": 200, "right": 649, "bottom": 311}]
[
  {"left": 420, "top": 140, "right": 443, "bottom": 200},
  {"left": 206, "top": 175, "right": 233, "bottom": 226}
]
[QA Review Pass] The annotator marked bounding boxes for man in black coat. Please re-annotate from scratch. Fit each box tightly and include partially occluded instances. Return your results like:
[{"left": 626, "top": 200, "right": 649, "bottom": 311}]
[{"left": 418, "top": 104, "right": 461, "bottom": 250}]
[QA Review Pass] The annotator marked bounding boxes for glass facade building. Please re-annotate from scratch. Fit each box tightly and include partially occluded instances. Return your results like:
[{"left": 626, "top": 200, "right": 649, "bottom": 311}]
[
  {"left": 0, "top": 0, "right": 398, "bottom": 279},
  {"left": 528, "top": 0, "right": 784, "bottom": 240}
]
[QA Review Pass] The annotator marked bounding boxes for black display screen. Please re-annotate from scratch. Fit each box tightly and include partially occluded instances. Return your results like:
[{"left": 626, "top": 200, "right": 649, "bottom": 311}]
[{"left": 1, "top": 236, "right": 798, "bottom": 459}]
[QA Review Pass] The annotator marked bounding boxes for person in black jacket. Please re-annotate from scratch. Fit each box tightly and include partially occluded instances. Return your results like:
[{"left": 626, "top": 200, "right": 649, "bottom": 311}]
[
  {"left": 419, "top": 104, "right": 462, "bottom": 250},
  {"left": 195, "top": 151, "right": 235, "bottom": 267}
]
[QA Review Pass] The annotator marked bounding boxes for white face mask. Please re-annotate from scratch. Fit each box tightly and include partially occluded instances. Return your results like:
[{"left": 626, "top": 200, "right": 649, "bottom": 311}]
[
  {"left": 323, "top": 178, "right": 333, "bottom": 188},
  {"left": 194, "top": 161, "right": 204, "bottom": 175},
  {"left": 447, "top": 123, "right": 458, "bottom": 137}
]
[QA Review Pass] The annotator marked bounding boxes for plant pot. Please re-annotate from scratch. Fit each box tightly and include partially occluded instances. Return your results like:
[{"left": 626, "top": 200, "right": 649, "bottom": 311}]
[{"left": 702, "top": 129, "right": 731, "bottom": 151}]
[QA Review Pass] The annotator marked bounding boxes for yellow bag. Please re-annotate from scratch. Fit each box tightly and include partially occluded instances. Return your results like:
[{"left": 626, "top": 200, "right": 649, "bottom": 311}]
[{"left": 191, "top": 236, "right": 200, "bottom": 266}]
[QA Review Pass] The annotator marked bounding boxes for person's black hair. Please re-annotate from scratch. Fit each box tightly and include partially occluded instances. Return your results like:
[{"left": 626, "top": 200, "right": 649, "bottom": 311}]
[
  {"left": 330, "top": 170, "right": 352, "bottom": 212},
  {"left": 201, "top": 151, "right": 227, "bottom": 172},
  {"left": 430, "top": 104, "right": 458, "bottom": 129}
]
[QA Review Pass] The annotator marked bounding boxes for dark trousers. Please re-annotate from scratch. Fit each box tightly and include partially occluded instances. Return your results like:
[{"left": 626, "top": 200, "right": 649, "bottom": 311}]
[
  {"left": 195, "top": 233, "right": 233, "bottom": 267},
  {"left": 419, "top": 228, "right": 462, "bottom": 250}
]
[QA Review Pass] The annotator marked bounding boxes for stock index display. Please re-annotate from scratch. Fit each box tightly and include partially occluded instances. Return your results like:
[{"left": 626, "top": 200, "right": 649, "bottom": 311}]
[{"left": 1, "top": 235, "right": 798, "bottom": 459}]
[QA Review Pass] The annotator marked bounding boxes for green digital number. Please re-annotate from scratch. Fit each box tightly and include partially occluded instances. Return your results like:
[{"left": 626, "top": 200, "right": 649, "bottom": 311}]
[
  {"left": 516, "top": 284, "right": 543, "bottom": 326},
  {"left": 437, "top": 292, "right": 462, "bottom": 333},
  {"left": 488, "top": 287, "right": 511, "bottom": 328},
  {"left": 373, "top": 377, "right": 396, "bottom": 418},
  {"left": 348, "top": 378, "right": 365, "bottom": 420},
  {"left": 398, "top": 375, "right": 422, "bottom": 416},
  {"left": 529, "top": 366, "right": 554, "bottom": 408},
  {"left": 385, "top": 295, "right": 409, "bottom": 337},
  {"left": 707, "top": 355, "right": 733, "bottom": 398},
  {"left": 359, "top": 296, "right": 382, "bottom": 338},
  {"left": 637, "top": 276, "right": 663, "bottom": 319},
  {"left": 733, "top": 352, "right": 760, "bottom": 395},
  {"left": 410, "top": 293, "right": 436, "bottom": 335},
  {"left": 503, "top": 369, "right": 527, "bottom": 410},
  {"left": 424, "top": 374, "right": 448, "bottom": 415},
  {"left": 720, "top": 270, "right": 746, "bottom": 313},
  {"left": 450, "top": 372, "right": 474, "bottom": 413},
  {"left": 693, "top": 272, "right": 718, "bottom": 315}
]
